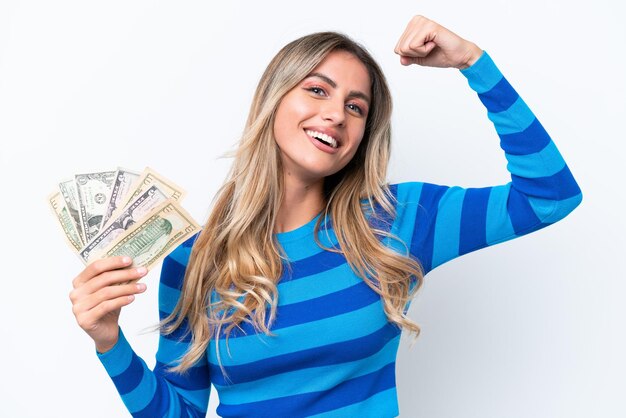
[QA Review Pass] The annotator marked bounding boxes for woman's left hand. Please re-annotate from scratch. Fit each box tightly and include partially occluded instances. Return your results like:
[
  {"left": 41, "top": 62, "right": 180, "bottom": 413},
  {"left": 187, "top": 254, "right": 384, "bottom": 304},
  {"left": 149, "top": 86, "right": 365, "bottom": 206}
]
[{"left": 394, "top": 15, "right": 483, "bottom": 70}]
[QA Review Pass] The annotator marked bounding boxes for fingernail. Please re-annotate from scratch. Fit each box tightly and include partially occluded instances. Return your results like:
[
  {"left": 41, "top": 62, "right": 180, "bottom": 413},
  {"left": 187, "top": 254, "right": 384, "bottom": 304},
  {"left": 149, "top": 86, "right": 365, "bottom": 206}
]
[
  {"left": 122, "top": 256, "right": 131, "bottom": 264},
  {"left": 136, "top": 283, "right": 146, "bottom": 291},
  {"left": 136, "top": 267, "right": 147, "bottom": 275}
]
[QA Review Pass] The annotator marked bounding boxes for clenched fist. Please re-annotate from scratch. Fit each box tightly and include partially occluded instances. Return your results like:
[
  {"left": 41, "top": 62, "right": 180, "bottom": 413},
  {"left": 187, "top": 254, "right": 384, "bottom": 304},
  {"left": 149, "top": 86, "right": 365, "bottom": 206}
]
[{"left": 394, "top": 15, "right": 483, "bottom": 69}]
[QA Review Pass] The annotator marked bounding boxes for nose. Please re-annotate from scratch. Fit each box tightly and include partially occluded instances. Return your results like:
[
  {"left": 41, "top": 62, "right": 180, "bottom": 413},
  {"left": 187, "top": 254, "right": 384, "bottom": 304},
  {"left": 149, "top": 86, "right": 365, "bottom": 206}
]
[{"left": 321, "top": 98, "right": 345, "bottom": 126}]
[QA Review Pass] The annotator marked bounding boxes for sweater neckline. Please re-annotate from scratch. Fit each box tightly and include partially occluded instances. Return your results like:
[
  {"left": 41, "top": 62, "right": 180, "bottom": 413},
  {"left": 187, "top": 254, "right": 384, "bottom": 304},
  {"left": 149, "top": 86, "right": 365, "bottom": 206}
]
[{"left": 275, "top": 212, "right": 324, "bottom": 244}]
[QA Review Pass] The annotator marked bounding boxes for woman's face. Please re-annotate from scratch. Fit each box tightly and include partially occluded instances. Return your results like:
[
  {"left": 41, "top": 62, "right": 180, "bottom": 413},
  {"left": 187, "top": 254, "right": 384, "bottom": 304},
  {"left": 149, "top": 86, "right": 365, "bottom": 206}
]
[{"left": 273, "top": 50, "right": 371, "bottom": 184}]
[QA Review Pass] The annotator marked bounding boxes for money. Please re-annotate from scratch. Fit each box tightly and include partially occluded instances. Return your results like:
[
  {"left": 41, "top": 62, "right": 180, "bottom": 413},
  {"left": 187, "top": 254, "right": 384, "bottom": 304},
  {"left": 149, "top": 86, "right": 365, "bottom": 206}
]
[
  {"left": 120, "top": 167, "right": 185, "bottom": 212},
  {"left": 102, "top": 201, "right": 200, "bottom": 270},
  {"left": 58, "top": 180, "right": 85, "bottom": 246},
  {"left": 49, "top": 167, "right": 198, "bottom": 271},
  {"left": 48, "top": 192, "right": 84, "bottom": 252},
  {"left": 75, "top": 170, "right": 117, "bottom": 243},
  {"left": 99, "top": 168, "right": 140, "bottom": 230},
  {"left": 79, "top": 184, "right": 172, "bottom": 263}
]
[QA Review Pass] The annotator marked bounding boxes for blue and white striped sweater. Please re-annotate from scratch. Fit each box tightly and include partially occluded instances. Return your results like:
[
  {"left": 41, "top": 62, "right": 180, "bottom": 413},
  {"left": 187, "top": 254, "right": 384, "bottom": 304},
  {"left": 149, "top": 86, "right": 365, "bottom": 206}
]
[{"left": 97, "top": 51, "right": 582, "bottom": 417}]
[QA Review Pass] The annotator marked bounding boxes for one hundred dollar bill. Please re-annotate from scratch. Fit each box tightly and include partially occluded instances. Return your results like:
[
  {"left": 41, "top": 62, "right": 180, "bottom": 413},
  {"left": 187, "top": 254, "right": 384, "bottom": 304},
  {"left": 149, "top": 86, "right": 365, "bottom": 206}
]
[
  {"left": 99, "top": 168, "right": 140, "bottom": 230},
  {"left": 75, "top": 170, "right": 117, "bottom": 243},
  {"left": 79, "top": 184, "right": 172, "bottom": 263},
  {"left": 100, "top": 201, "right": 200, "bottom": 270},
  {"left": 48, "top": 192, "right": 84, "bottom": 253},
  {"left": 58, "top": 180, "right": 85, "bottom": 246}
]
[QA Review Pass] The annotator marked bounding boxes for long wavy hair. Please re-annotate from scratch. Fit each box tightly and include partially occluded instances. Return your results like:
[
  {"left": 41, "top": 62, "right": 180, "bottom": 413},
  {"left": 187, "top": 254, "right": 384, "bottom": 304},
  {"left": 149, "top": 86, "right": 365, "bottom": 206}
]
[{"left": 162, "top": 31, "right": 424, "bottom": 373}]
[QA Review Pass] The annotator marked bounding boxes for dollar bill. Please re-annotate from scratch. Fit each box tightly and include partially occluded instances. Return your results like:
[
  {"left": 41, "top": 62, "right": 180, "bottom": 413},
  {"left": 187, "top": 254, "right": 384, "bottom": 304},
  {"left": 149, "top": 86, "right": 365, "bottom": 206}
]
[
  {"left": 99, "top": 168, "right": 140, "bottom": 230},
  {"left": 48, "top": 192, "right": 84, "bottom": 252},
  {"left": 101, "top": 201, "right": 200, "bottom": 270},
  {"left": 79, "top": 184, "right": 172, "bottom": 263},
  {"left": 75, "top": 170, "right": 117, "bottom": 243},
  {"left": 119, "top": 167, "right": 186, "bottom": 212},
  {"left": 58, "top": 180, "right": 85, "bottom": 245}
]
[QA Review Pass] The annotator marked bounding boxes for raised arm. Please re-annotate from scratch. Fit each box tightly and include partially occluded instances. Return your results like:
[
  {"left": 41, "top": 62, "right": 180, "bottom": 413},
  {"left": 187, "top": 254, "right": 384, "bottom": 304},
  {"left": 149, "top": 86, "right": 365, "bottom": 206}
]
[{"left": 389, "top": 16, "right": 582, "bottom": 273}]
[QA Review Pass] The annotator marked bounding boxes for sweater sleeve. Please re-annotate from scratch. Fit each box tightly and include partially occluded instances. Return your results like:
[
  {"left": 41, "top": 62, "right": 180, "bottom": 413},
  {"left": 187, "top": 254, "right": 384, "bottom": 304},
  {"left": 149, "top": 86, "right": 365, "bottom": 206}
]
[
  {"left": 97, "top": 237, "right": 211, "bottom": 417},
  {"left": 390, "top": 51, "right": 582, "bottom": 274}
]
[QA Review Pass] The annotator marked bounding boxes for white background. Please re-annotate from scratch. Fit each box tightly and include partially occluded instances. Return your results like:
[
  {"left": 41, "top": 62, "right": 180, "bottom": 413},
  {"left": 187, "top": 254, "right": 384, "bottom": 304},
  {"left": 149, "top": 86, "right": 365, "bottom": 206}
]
[{"left": 1, "top": 1, "right": 624, "bottom": 417}]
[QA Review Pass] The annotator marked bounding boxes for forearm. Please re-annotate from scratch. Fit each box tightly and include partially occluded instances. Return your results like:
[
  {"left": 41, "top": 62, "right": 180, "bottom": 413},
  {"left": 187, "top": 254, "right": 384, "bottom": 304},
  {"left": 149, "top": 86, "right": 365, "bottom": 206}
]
[
  {"left": 97, "top": 328, "right": 210, "bottom": 417},
  {"left": 96, "top": 242, "right": 210, "bottom": 417}
]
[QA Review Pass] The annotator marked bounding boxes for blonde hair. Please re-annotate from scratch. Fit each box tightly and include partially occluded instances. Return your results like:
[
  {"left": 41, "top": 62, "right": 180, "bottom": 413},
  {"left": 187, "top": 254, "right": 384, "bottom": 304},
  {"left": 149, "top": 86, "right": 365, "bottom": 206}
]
[{"left": 162, "top": 32, "right": 424, "bottom": 373}]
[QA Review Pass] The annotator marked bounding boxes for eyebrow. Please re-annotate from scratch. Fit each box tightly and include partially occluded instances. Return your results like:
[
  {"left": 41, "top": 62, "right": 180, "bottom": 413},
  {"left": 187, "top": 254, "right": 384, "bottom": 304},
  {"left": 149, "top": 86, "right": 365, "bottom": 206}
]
[{"left": 307, "top": 72, "right": 371, "bottom": 105}]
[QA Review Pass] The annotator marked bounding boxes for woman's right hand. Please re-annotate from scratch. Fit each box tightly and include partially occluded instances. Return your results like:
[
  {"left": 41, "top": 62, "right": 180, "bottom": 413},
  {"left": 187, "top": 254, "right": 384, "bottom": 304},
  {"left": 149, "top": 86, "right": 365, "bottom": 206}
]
[{"left": 69, "top": 256, "right": 148, "bottom": 353}]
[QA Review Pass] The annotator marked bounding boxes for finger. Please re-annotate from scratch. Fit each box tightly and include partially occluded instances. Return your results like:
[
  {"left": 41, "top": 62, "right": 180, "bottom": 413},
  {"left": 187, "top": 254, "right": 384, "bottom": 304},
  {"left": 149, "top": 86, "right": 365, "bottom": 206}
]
[
  {"left": 395, "top": 23, "right": 419, "bottom": 55},
  {"left": 74, "top": 281, "right": 147, "bottom": 316},
  {"left": 399, "top": 24, "right": 436, "bottom": 57},
  {"left": 398, "top": 42, "right": 437, "bottom": 66},
  {"left": 72, "top": 265, "right": 148, "bottom": 299},
  {"left": 69, "top": 265, "right": 147, "bottom": 304},
  {"left": 397, "top": 16, "right": 424, "bottom": 52},
  {"left": 72, "top": 256, "right": 133, "bottom": 288},
  {"left": 402, "top": 40, "right": 437, "bottom": 59},
  {"left": 75, "top": 294, "right": 137, "bottom": 332},
  {"left": 394, "top": 15, "right": 428, "bottom": 55},
  {"left": 409, "top": 39, "right": 437, "bottom": 57},
  {"left": 394, "top": 25, "right": 410, "bottom": 55}
]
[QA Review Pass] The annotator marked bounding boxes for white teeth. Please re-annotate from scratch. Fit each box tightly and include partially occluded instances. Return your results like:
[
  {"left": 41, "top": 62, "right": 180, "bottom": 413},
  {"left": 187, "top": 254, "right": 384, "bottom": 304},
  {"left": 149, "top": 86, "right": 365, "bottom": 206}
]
[{"left": 306, "top": 130, "right": 338, "bottom": 148}]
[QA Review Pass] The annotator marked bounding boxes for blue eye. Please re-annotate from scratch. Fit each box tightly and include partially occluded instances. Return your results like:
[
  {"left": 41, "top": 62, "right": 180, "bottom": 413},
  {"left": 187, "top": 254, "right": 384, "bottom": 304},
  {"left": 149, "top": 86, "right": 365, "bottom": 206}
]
[
  {"left": 347, "top": 103, "right": 363, "bottom": 115},
  {"left": 307, "top": 86, "right": 326, "bottom": 96}
]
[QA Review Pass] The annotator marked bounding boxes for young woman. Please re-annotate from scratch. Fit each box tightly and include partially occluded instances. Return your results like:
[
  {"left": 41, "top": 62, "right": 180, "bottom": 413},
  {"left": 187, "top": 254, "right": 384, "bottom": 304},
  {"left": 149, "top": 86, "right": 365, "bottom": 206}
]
[{"left": 69, "top": 15, "right": 582, "bottom": 418}]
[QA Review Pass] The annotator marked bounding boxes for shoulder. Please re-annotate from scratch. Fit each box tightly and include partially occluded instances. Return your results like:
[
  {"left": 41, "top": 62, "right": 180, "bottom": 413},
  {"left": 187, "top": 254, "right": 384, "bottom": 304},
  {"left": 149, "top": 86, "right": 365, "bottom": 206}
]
[
  {"left": 167, "top": 232, "right": 198, "bottom": 266},
  {"left": 365, "top": 182, "right": 431, "bottom": 231},
  {"left": 389, "top": 181, "right": 450, "bottom": 206}
]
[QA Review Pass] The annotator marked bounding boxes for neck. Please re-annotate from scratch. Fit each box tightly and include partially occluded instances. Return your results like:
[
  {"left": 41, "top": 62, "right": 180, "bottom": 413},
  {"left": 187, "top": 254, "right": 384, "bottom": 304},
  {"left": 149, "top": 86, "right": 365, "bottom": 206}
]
[{"left": 275, "top": 173, "right": 325, "bottom": 234}]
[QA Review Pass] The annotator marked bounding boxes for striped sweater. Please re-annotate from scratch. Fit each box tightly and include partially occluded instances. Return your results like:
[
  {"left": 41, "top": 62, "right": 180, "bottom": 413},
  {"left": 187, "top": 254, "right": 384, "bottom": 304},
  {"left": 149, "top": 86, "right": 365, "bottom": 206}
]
[{"left": 97, "top": 52, "right": 582, "bottom": 417}]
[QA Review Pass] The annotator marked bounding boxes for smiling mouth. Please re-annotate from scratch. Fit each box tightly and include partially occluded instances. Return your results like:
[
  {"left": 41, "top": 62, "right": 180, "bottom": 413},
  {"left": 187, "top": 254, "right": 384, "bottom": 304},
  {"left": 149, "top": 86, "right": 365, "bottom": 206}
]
[{"left": 305, "top": 129, "right": 338, "bottom": 148}]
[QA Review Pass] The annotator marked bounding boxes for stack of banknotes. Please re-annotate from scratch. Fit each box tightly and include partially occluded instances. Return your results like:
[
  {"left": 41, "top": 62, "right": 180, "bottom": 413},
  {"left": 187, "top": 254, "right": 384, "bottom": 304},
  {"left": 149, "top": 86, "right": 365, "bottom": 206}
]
[{"left": 48, "top": 167, "right": 200, "bottom": 270}]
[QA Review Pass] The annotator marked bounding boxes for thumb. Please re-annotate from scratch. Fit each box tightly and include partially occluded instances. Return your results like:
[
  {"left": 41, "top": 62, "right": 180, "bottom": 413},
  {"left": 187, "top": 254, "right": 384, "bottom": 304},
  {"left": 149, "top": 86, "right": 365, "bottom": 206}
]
[
  {"left": 399, "top": 41, "right": 437, "bottom": 66},
  {"left": 412, "top": 40, "right": 437, "bottom": 56}
]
